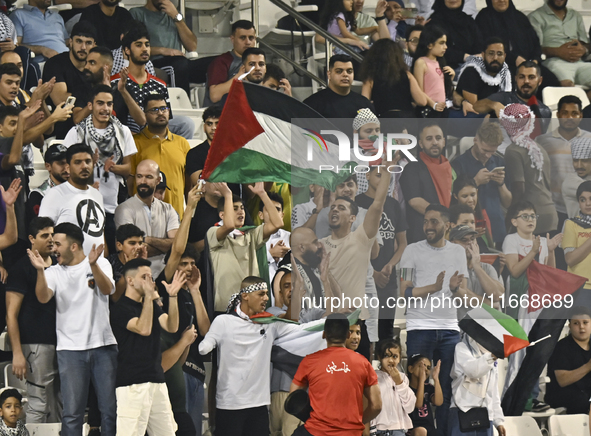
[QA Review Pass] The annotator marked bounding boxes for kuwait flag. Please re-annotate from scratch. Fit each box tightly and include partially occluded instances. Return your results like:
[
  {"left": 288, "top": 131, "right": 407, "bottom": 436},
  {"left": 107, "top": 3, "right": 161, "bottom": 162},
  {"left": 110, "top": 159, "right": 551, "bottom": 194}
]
[
  {"left": 201, "top": 80, "right": 355, "bottom": 190},
  {"left": 459, "top": 305, "right": 530, "bottom": 359}
]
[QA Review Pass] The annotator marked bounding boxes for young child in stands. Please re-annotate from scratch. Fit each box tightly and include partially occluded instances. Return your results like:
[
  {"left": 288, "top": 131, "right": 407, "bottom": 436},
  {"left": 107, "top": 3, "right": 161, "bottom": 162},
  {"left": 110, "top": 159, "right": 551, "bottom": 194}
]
[
  {"left": 452, "top": 176, "right": 494, "bottom": 250},
  {"left": 407, "top": 354, "right": 442, "bottom": 436},
  {"left": 320, "top": 0, "right": 369, "bottom": 53},
  {"left": 412, "top": 25, "right": 454, "bottom": 118},
  {"left": 0, "top": 389, "right": 29, "bottom": 436},
  {"left": 370, "top": 339, "right": 416, "bottom": 436}
]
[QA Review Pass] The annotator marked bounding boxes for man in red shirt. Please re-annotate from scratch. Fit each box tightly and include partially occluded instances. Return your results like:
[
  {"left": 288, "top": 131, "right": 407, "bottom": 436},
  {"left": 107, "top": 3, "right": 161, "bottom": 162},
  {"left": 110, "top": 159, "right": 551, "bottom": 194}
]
[
  {"left": 290, "top": 313, "right": 382, "bottom": 435},
  {"left": 203, "top": 20, "right": 256, "bottom": 106}
]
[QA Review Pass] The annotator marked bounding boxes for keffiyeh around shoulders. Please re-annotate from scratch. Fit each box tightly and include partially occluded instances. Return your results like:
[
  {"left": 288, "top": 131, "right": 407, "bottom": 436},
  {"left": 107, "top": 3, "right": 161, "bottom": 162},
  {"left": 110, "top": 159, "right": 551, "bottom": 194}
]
[{"left": 457, "top": 56, "right": 511, "bottom": 92}]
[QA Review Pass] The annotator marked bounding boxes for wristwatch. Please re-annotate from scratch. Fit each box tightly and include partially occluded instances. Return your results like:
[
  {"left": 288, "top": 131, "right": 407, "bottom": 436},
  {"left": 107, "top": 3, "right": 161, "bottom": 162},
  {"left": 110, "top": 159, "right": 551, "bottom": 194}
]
[
  {"left": 311, "top": 208, "right": 319, "bottom": 215},
  {"left": 174, "top": 13, "right": 183, "bottom": 22}
]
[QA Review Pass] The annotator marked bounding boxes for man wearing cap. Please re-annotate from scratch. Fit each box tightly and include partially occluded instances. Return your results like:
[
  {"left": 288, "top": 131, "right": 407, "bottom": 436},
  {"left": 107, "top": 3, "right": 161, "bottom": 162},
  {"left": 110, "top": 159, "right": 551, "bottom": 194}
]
[
  {"left": 115, "top": 159, "right": 180, "bottom": 277},
  {"left": 448, "top": 225, "right": 504, "bottom": 320},
  {"left": 563, "top": 136, "right": 591, "bottom": 218},
  {"left": 62, "top": 85, "right": 137, "bottom": 255},
  {"left": 26, "top": 143, "right": 70, "bottom": 224},
  {"left": 154, "top": 171, "right": 168, "bottom": 201},
  {"left": 199, "top": 275, "right": 326, "bottom": 435}
]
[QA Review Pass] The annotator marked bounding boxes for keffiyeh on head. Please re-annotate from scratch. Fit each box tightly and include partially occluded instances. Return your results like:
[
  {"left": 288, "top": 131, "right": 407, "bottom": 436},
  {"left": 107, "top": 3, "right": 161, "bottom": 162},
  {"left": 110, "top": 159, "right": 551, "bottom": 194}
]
[
  {"left": 571, "top": 137, "right": 591, "bottom": 160},
  {"left": 226, "top": 281, "right": 268, "bottom": 313},
  {"left": 499, "top": 103, "right": 544, "bottom": 181},
  {"left": 353, "top": 108, "right": 380, "bottom": 132}
]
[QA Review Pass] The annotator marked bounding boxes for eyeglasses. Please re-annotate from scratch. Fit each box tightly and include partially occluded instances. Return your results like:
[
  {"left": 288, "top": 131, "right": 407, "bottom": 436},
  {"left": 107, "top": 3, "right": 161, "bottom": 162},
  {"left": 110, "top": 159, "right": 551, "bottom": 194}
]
[
  {"left": 408, "top": 38, "right": 419, "bottom": 44},
  {"left": 146, "top": 106, "right": 170, "bottom": 114},
  {"left": 516, "top": 214, "right": 539, "bottom": 221}
]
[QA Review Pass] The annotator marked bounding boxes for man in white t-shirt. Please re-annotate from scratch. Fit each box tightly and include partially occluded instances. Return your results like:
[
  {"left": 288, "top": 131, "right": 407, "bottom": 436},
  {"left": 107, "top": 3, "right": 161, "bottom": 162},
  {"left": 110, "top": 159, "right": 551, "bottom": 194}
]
[
  {"left": 38, "top": 143, "right": 106, "bottom": 256},
  {"left": 400, "top": 204, "right": 469, "bottom": 436},
  {"left": 62, "top": 85, "right": 137, "bottom": 255},
  {"left": 28, "top": 222, "right": 117, "bottom": 436}
]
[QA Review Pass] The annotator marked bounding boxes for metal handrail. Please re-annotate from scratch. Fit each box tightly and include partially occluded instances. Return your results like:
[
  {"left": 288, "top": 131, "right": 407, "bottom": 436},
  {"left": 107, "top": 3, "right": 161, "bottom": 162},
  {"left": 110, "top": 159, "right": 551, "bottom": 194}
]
[{"left": 267, "top": 0, "right": 364, "bottom": 63}]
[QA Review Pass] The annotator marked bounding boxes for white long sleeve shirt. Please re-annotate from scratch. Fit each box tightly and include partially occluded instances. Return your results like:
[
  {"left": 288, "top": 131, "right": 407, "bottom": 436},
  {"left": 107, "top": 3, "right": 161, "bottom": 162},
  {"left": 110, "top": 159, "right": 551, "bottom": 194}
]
[
  {"left": 450, "top": 339, "right": 505, "bottom": 427},
  {"left": 371, "top": 371, "right": 416, "bottom": 432},
  {"left": 199, "top": 312, "right": 325, "bottom": 410}
]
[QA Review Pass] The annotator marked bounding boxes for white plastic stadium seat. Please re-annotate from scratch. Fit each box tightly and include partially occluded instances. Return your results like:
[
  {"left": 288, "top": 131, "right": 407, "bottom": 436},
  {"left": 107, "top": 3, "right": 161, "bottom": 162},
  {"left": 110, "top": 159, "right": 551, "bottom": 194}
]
[
  {"left": 549, "top": 414, "right": 589, "bottom": 436},
  {"left": 500, "top": 416, "right": 544, "bottom": 436},
  {"left": 25, "top": 423, "right": 62, "bottom": 435},
  {"left": 542, "top": 86, "right": 590, "bottom": 117}
]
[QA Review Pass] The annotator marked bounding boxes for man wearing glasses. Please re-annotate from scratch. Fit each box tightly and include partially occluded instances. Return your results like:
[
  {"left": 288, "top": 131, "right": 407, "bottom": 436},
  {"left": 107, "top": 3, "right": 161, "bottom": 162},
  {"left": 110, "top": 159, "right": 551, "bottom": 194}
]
[
  {"left": 132, "top": 94, "right": 190, "bottom": 219},
  {"left": 62, "top": 85, "right": 137, "bottom": 254}
]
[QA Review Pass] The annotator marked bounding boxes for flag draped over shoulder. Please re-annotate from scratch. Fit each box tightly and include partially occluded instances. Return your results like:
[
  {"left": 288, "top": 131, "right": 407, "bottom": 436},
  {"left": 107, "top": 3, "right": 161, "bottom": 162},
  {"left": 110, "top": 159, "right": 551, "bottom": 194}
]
[
  {"left": 201, "top": 80, "right": 355, "bottom": 191},
  {"left": 501, "top": 259, "right": 586, "bottom": 416}
]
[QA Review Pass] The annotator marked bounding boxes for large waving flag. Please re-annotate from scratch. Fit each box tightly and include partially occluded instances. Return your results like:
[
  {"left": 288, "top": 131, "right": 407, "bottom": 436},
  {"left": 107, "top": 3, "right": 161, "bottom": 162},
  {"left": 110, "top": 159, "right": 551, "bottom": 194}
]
[
  {"left": 201, "top": 80, "right": 355, "bottom": 190},
  {"left": 459, "top": 305, "right": 530, "bottom": 359}
]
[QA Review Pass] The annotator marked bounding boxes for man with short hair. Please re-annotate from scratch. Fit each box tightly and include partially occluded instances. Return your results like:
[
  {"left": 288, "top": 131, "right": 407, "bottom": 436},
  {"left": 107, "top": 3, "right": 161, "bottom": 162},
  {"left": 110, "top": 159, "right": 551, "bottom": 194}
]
[
  {"left": 241, "top": 47, "right": 266, "bottom": 84},
  {"left": 448, "top": 224, "right": 504, "bottom": 320},
  {"left": 107, "top": 223, "right": 147, "bottom": 301},
  {"left": 290, "top": 313, "right": 382, "bottom": 436},
  {"left": 26, "top": 144, "right": 70, "bottom": 224},
  {"left": 404, "top": 25, "right": 422, "bottom": 68},
  {"left": 185, "top": 106, "right": 221, "bottom": 190},
  {"left": 38, "top": 143, "right": 106, "bottom": 255},
  {"left": 132, "top": 94, "right": 191, "bottom": 218},
  {"left": 115, "top": 159, "right": 180, "bottom": 276},
  {"left": 6, "top": 217, "right": 61, "bottom": 423},
  {"left": 455, "top": 37, "right": 512, "bottom": 116},
  {"left": 130, "top": 0, "right": 210, "bottom": 94},
  {"left": 111, "top": 257, "right": 182, "bottom": 436},
  {"left": 529, "top": 0, "right": 591, "bottom": 88},
  {"left": 204, "top": 20, "right": 256, "bottom": 106},
  {"left": 537, "top": 95, "right": 591, "bottom": 220},
  {"left": 451, "top": 122, "right": 512, "bottom": 246},
  {"left": 303, "top": 55, "right": 375, "bottom": 118},
  {"left": 79, "top": 0, "right": 134, "bottom": 50},
  {"left": 111, "top": 26, "right": 195, "bottom": 140},
  {"left": 62, "top": 85, "right": 137, "bottom": 254},
  {"left": 400, "top": 122, "right": 453, "bottom": 243},
  {"left": 546, "top": 306, "right": 591, "bottom": 414},
  {"left": 28, "top": 222, "right": 117, "bottom": 436},
  {"left": 474, "top": 61, "right": 552, "bottom": 144},
  {"left": 400, "top": 204, "right": 469, "bottom": 436},
  {"left": 9, "top": 0, "right": 69, "bottom": 62},
  {"left": 262, "top": 64, "right": 292, "bottom": 96},
  {"left": 563, "top": 137, "right": 591, "bottom": 218},
  {"left": 345, "top": 320, "right": 362, "bottom": 351},
  {"left": 261, "top": 192, "right": 290, "bottom": 283}
]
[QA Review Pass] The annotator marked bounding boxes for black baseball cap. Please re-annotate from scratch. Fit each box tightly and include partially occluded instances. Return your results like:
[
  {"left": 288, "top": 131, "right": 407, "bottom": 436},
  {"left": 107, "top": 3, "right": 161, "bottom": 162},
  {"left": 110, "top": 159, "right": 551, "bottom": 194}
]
[
  {"left": 44, "top": 144, "right": 67, "bottom": 163},
  {"left": 157, "top": 171, "right": 170, "bottom": 191}
]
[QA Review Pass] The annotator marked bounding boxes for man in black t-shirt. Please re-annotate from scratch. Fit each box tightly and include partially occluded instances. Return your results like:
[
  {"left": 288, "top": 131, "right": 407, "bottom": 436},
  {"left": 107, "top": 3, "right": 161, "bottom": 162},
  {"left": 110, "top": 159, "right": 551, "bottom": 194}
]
[
  {"left": 79, "top": 0, "right": 133, "bottom": 50},
  {"left": 110, "top": 257, "right": 182, "bottom": 435},
  {"left": 5, "top": 217, "right": 60, "bottom": 423},
  {"left": 455, "top": 37, "right": 511, "bottom": 116},
  {"left": 303, "top": 55, "right": 374, "bottom": 119},
  {"left": 185, "top": 106, "right": 221, "bottom": 191},
  {"left": 546, "top": 306, "right": 591, "bottom": 414},
  {"left": 356, "top": 166, "right": 408, "bottom": 340},
  {"left": 107, "top": 224, "right": 147, "bottom": 302}
]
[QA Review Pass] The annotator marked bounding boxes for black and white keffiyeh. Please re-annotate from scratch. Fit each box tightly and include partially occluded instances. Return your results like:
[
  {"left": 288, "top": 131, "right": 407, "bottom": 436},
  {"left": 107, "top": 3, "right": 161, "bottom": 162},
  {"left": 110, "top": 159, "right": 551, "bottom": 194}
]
[
  {"left": 571, "top": 136, "right": 591, "bottom": 160},
  {"left": 77, "top": 115, "right": 126, "bottom": 165},
  {"left": 353, "top": 108, "right": 380, "bottom": 132},
  {"left": 226, "top": 281, "right": 268, "bottom": 314},
  {"left": 0, "top": 418, "right": 28, "bottom": 436},
  {"left": 457, "top": 56, "right": 512, "bottom": 93}
]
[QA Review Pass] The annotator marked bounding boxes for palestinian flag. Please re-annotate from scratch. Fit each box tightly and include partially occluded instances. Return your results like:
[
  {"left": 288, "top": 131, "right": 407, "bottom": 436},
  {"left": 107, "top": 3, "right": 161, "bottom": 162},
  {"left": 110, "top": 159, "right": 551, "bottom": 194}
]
[
  {"left": 459, "top": 305, "right": 530, "bottom": 359},
  {"left": 201, "top": 80, "right": 355, "bottom": 190},
  {"left": 501, "top": 259, "right": 586, "bottom": 416}
]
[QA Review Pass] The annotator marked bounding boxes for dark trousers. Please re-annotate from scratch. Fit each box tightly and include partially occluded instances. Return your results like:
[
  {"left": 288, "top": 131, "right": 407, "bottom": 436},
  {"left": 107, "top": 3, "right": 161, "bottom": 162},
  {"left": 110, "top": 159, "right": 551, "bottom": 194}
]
[
  {"left": 174, "top": 411, "right": 197, "bottom": 436},
  {"left": 152, "top": 56, "right": 216, "bottom": 94},
  {"left": 105, "top": 213, "right": 116, "bottom": 257},
  {"left": 215, "top": 406, "right": 269, "bottom": 436}
]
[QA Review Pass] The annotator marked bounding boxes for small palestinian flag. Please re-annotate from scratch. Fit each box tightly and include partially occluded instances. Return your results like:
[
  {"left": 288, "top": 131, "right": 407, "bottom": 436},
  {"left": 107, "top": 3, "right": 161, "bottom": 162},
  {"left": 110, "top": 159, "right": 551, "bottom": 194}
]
[{"left": 459, "top": 305, "right": 530, "bottom": 359}]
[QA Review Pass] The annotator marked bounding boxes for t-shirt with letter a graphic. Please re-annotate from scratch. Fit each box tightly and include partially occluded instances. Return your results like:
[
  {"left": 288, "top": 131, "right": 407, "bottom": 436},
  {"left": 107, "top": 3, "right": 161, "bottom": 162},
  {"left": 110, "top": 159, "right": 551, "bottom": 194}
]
[
  {"left": 39, "top": 181, "right": 106, "bottom": 255},
  {"left": 292, "top": 346, "right": 378, "bottom": 436}
]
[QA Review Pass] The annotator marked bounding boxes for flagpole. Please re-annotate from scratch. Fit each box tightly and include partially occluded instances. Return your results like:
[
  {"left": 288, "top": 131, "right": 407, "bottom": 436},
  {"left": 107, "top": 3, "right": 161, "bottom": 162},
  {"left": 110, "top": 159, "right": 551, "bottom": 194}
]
[{"left": 527, "top": 334, "right": 552, "bottom": 347}]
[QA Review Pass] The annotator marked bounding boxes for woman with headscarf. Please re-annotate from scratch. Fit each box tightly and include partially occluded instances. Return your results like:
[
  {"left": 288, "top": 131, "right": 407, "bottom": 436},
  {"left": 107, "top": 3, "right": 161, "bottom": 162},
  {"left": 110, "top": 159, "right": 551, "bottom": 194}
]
[
  {"left": 475, "top": 0, "right": 560, "bottom": 87},
  {"left": 426, "top": 0, "right": 482, "bottom": 70}
]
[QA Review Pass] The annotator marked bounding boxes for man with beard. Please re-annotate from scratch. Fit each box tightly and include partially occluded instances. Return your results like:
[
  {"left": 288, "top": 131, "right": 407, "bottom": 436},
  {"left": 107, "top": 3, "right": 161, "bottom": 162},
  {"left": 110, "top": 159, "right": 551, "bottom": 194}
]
[
  {"left": 79, "top": 0, "right": 134, "bottom": 50},
  {"left": 529, "top": 0, "right": 591, "bottom": 88},
  {"left": 26, "top": 144, "right": 69, "bottom": 223},
  {"left": 404, "top": 25, "right": 423, "bottom": 68},
  {"left": 111, "top": 25, "right": 195, "bottom": 140},
  {"left": 455, "top": 37, "right": 512, "bottom": 116},
  {"left": 400, "top": 122, "right": 454, "bottom": 243},
  {"left": 6, "top": 217, "right": 61, "bottom": 423},
  {"left": 42, "top": 21, "right": 96, "bottom": 139},
  {"left": 62, "top": 85, "right": 137, "bottom": 254},
  {"left": 241, "top": 48, "right": 266, "bottom": 85},
  {"left": 474, "top": 61, "right": 552, "bottom": 143},
  {"left": 28, "top": 222, "right": 116, "bottom": 436},
  {"left": 400, "top": 204, "right": 468, "bottom": 436},
  {"left": 38, "top": 143, "right": 106, "bottom": 256},
  {"left": 537, "top": 95, "right": 591, "bottom": 223},
  {"left": 115, "top": 159, "right": 180, "bottom": 277}
]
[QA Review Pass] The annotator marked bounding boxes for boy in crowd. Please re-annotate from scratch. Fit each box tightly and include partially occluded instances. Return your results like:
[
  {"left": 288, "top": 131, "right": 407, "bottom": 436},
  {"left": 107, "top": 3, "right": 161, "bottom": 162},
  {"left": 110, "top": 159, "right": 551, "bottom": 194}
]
[
  {"left": 107, "top": 224, "right": 147, "bottom": 302},
  {"left": 0, "top": 389, "right": 28, "bottom": 435}
]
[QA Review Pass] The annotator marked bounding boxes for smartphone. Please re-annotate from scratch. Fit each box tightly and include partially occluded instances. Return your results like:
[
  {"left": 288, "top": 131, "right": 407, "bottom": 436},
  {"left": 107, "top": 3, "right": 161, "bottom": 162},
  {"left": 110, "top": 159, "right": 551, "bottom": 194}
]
[
  {"left": 65, "top": 96, "right": 76, "bottom": 107},
  {"left": 401, "top": 7, "right": 418, "bottom": 19},
  {"left": 188, "top": 314, "right": 194, "bottom": 328},
  {"left": 491, "top": 166, "right": 505, "bottom": 172}
]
